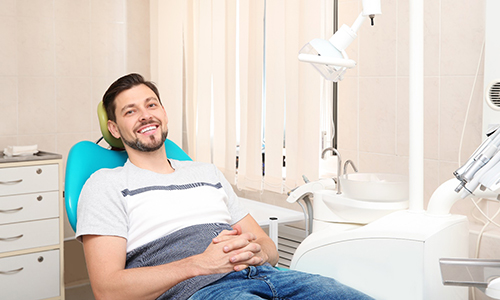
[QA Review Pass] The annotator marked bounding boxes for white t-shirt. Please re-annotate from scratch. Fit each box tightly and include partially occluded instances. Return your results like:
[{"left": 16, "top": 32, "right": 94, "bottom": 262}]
[{"left": 76, "top": 159, "right": 248, "bottom": 253}]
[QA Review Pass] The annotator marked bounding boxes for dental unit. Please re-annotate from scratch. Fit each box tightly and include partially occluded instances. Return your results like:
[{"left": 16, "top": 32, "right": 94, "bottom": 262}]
[
  {"left": 289, "top": 0, "right": 500, "bottom": 298},
  {"left": 285, "top": 129, "right": 500, "bottom": 300}
]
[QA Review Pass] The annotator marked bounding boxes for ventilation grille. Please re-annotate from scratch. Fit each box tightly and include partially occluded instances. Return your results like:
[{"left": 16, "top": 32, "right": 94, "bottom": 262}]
[
  {"left": 487, "top": 80, "right": 500, "bottom": 110},
  {"left": 276, "top": 225, "right": 305, "bottom": 269}
]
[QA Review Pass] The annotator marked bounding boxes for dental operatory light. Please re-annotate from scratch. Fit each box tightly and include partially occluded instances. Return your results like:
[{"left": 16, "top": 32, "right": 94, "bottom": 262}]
[{"left": 298, "top": 0, "right": 382, "bottom": 81}]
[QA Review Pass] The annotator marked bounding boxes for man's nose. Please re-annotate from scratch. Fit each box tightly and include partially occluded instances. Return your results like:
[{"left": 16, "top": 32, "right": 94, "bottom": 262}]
[{"left": 139, "top": 109, "right": 153, "bottom": 121}]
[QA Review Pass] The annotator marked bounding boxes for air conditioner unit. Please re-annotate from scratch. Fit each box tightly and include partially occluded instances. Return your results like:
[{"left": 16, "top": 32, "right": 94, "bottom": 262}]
[{"left": 483, "top": 0, "right": 500, "bottom": 135}]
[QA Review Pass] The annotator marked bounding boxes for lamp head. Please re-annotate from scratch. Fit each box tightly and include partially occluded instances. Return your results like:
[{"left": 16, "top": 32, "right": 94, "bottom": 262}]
[
  {"left": 298, "top": 38, "right": 351, "bottom": 82},
  {"left": 298, "top": 0, "right": 381, "bottom": 81}
]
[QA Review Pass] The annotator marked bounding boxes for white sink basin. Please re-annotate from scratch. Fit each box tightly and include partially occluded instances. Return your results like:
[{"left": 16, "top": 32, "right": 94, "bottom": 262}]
[{"left": 339, "top": 173, "right": 408, "bottom": 202}]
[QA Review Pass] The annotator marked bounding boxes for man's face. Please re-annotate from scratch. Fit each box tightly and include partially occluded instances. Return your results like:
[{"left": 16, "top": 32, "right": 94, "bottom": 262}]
[{"left": 108, "top": 84, "right": 168, "bottom": 152}]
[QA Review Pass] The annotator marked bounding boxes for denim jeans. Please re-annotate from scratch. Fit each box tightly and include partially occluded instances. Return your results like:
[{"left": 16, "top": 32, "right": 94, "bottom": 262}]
[{"left": 188, "top": 264, "right": 374, "bottom": 300}]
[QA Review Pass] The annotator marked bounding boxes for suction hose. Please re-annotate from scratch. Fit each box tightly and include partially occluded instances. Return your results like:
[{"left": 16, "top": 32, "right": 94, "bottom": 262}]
[
  {"left": 426, "top": 179, "right": 463, "bottom": 216},
  {"left": 427, "top": 178, "right": 500, "bottom": 216}
]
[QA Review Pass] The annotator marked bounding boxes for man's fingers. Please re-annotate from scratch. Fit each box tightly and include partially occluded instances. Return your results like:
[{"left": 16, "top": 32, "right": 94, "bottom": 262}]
[
  {"left": 231, "top": 255, "right": 265, "bottom": 272},
  {"left": 228, "top": 243, "right": 263, "bottom": 262},
  {"left": 223, "top": 238, "right": 250, "bottom": 253},
  {"left": 212, "top": 229, "right": 238, "bottom": 243},
  {"left": 212, "top": 227, "right": 256, "bottom": 245},
  {"left": 233, "top": 224, "right": 243, "bottom": 235},
  {"left": 215, "top": 232, "right": 257, "bottom": 252}
]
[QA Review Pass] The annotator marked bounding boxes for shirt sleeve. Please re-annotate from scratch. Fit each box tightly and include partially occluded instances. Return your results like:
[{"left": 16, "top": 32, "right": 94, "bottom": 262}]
[
  {"left": 214, "top": 166, "right": 249, "bottom": 225},
  {"left": 75, "top": 170, "right": 129, "bottom": 242}
]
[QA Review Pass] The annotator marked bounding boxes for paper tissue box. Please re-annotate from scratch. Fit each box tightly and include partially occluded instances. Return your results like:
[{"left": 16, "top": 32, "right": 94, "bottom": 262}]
[{"left": 3, "top": 145, "right": 39, "bottom": 157}]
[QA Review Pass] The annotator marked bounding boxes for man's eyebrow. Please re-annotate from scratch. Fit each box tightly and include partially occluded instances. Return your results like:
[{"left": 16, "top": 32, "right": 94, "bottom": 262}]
[{"left": 145, "top": 97, "right": 160, "bottom": 103}]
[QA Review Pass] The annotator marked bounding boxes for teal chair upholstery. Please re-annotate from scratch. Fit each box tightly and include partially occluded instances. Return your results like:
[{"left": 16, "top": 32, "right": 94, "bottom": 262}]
[{"left": 65, "top": 139, "right": 191, "bottom": 232}]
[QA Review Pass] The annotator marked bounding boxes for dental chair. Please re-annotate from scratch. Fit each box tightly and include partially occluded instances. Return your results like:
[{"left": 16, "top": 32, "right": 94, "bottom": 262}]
[
  {"left": 64, "top": 102, "right": 191, "bottom": 232},
  {"left": 65, "top": 101, "right": 286, "bottom": 273}
]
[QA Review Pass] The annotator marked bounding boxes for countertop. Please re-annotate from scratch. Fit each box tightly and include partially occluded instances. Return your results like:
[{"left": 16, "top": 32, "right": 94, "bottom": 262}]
[{"left": 0, "top": 151, "right": 62, "bottom": 164}]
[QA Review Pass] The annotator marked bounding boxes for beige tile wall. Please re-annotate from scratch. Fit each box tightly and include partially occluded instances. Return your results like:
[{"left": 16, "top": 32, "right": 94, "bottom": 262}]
[
  {"left": 338, "top": 0, "right": 500, "bottom": 266},
  {"left": 0, "top": 0, "right": 150, "bottom": 240},
  {"left": 0, "top": 0, "right": 150, "bottom": 287}
]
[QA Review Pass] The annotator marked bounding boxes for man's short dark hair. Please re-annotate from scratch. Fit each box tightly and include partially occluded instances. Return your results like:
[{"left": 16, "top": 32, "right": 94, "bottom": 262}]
[{"left": 103, "top": 73, "right": 162, "bottom": 122}]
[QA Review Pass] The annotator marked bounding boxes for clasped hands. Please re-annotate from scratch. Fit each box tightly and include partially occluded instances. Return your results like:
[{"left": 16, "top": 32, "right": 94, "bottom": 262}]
[{"left": 202, "top": 224, "right": 267, "bottom": 273}]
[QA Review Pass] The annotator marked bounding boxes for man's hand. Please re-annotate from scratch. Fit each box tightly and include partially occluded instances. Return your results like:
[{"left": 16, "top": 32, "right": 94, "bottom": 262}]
[
  {"left": 201, "top": 215, "right": 279, "bottom": 273},
  {"left": 211, "top": 224, "right": 267, "bottom": 271}
]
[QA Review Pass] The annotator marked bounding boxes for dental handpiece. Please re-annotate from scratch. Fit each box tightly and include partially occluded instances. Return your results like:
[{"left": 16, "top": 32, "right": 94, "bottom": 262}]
[
  {"left": 455, "top": 127, "right": 500, "bottom": 183},
  {"left": 454, "top": 127, "right": 500, "bottom": 194}
]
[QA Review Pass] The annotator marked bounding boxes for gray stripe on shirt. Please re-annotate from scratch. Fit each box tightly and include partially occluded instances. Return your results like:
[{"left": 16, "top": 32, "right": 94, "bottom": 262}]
[{"left": 121, "top": 182, "right": 223, "bottom": 197}]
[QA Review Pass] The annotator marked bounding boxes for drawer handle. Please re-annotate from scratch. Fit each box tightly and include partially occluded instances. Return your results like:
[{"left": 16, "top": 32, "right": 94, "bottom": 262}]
[
  {"left": 0, "top": 179, "right": 23, "bottom": 185},
  {"left": 0, "top": 207, "right": 23, "bottom": 213},
  {"left": 0, "top": 267, "right": 24, "bottom": 275},
  {"left": 0, "top": 234, "right": 24, "bottom": 241}
]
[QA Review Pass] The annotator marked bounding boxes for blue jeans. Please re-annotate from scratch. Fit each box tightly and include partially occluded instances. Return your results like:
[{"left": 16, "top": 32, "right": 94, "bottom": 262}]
[{"left": 188, "top": 265, "right": 374, "bottom": 300}]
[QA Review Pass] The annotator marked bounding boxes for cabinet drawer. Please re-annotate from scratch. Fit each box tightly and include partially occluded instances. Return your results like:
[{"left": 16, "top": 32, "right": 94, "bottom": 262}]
[
  {"left": 0, "top": 219, "right": 59, "bottom": 254},
  {"left": 0, "top": 191, "right": 59, "bottom": 225},
  {"left": 0, "top": 250, "right": 60, "bottom": 300},
  {"left": 0, "top": 164, "right": 59, "bottom": 196}
]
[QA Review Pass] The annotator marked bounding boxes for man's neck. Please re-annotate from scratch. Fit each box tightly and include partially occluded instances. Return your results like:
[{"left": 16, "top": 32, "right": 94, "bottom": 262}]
[{"left": 126, "top": 146, "right": 175, "bottom": 174}]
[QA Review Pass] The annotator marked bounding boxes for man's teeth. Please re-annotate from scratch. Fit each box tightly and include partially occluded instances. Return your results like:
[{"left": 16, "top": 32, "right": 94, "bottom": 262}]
[{"left": 140, "top": 126, "right": 156, "bottom": 133}]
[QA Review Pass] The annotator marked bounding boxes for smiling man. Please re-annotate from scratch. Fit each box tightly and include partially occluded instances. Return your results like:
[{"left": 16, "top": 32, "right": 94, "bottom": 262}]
[{"left": 76, "top": 73, "right": 374, "bottom": 300}]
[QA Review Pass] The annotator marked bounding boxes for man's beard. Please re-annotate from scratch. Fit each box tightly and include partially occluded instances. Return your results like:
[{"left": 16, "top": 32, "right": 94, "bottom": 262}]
[{"left": 121, "top": 127, "right": 168, "bottom": 152}]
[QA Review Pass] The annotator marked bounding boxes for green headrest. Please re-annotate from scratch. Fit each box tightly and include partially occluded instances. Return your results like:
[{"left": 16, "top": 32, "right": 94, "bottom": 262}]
[{"left": 97, "top": 101, "right": 125, "bottom": 149}]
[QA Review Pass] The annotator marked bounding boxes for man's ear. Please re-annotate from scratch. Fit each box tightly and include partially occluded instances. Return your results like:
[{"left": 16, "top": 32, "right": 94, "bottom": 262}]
[{"left": 107, "top": 120, "right": 121, "bottom": 139}]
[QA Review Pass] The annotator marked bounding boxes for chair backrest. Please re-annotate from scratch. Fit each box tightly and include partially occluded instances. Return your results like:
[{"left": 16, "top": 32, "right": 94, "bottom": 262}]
[{"left": 65, "top": 139, "right": 191, "bottom": 232}]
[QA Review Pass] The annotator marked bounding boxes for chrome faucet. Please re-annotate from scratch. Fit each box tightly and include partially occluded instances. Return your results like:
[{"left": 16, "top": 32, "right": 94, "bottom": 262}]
[
  {"left": 321, "top": 147, "right": 342, "bottom": 194},
  {"left": 343, "top": 160, "right": 358, "bottom": 178}
]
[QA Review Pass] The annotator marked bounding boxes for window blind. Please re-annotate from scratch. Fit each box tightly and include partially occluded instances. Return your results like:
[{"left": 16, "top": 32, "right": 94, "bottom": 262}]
[{"left": 151, "top": 0, "right": 332, "bottom": 194}]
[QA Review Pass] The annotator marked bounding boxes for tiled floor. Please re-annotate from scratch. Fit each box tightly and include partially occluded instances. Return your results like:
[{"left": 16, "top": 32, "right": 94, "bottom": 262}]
[{"left": 65, "top": 284, "right": 95, "bottom": 300}]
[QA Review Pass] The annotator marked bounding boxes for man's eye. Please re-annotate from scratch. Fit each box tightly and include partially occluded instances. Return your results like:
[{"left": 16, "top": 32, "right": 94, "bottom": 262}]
[
  {"left": 149, "top": 103, "right": 157, "bottom": 108},
  {"left": 125, "top": 110, "right": 134, "bottom": 115}
]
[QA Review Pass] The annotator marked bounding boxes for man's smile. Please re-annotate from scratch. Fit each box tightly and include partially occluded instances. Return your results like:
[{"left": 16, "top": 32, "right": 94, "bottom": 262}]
[{"left": 138, "top": 124, "right": 159, "bottom": 135}]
